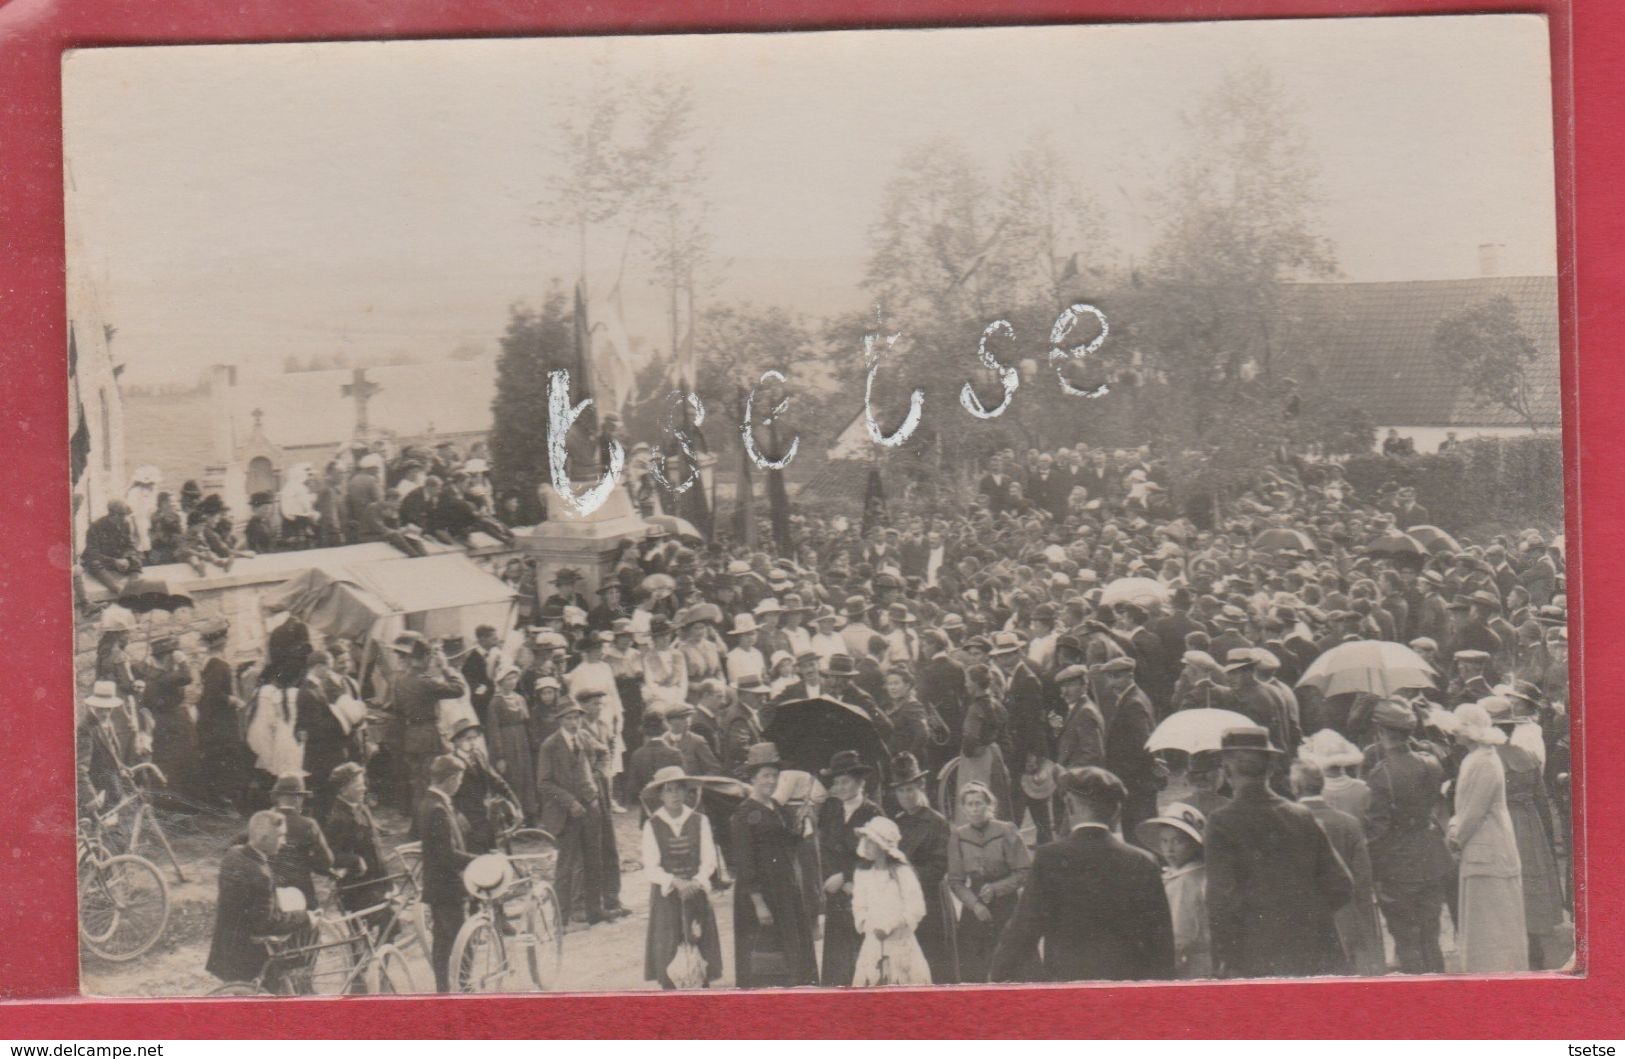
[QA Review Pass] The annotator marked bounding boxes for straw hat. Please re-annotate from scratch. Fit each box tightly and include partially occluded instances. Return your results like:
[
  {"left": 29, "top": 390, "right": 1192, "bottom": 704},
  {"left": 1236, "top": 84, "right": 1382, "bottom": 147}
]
[
  {"left": 83, "top": 680, "right": 123, "bottom": 711},
  {"left": 1451, "top": 701, "right": 1509, "bottom": 745},
  {"left": 641, "top": 764, "right": 697, "bottom": 803}
]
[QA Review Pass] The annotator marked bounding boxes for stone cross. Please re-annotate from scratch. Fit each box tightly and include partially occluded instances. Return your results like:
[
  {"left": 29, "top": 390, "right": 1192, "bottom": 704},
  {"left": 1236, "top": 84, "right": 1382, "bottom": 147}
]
[{"left": 341, "top": 367, "right": 382, "bottom": 438}]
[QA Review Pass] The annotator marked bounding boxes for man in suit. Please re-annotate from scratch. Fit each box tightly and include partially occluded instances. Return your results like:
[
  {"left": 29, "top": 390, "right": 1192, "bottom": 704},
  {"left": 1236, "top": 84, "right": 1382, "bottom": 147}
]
[
  {"left": 324, "top": 762, "right": 388, "bottom": 918},
  {"left": 419, "top": 754, "right": 477, "bottom": 992},
  {"left": 992, "top": 766, "right": 1174, "bottom": 981},
  {"left": 1026, "top": 454, "right": 1071, "bottom": 522},
  {"left": 207, "top": 810, "right": 320, "bottom": 988},
  {"left": 916, "top": 630, "right": 967, "bottom": 772},
  {"left": 1053, "top": 665, "right": 1106, "bottom": 770},
  {"left": 719, "top": 676, "right": 768, "bottom": 774},
  {"left": 1096, "top": 657, "right": 1161, "bottom": 841},
  {"left": 536, "top": 697, "right": 629, "bottom": 927},
  {"left": 460, "top": 625, "right": 505, "bottom": 728},
  {"left": 1205, "top": 726, "right": 1353, "bottom": 979}
]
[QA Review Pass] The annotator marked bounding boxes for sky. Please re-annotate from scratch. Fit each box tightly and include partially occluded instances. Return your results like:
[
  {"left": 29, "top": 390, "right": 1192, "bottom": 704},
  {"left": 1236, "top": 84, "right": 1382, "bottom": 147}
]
[{"left": 62, "top": 15, "right": 1558, "bottom": 387}]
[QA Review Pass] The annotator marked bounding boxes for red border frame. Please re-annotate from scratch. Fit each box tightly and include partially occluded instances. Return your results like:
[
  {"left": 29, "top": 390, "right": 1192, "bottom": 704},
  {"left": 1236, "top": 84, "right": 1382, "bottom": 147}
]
[{"left": 0, "top": 0, "right": 1610, "bottom": 1038}]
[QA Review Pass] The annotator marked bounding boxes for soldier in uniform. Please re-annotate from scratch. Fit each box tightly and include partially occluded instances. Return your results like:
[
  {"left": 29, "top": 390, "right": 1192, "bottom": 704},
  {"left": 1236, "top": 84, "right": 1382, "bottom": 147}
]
[
  {"left": 389, "top": 632, "right": 466, "bottom": 826},
  {"left": 1363, "top": 698, "right": 1452, "bottom": 974}
]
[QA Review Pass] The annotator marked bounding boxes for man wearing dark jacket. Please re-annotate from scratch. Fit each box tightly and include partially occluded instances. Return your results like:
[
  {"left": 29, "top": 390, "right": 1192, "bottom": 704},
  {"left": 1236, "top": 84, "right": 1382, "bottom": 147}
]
[
  {"left": 1205, "top": 726, "right": 1353, "bottom": 979},
  {"left": 207, "top": 811, "right": 318, "bottom": 987},
  {"left": 325, "top": 762, "right": 388, "bottom": 917},
  {"left": 1097, "top": 657, "right": 1160, "bottom": 840},
  {"left": 419, "top": 754, "right": 476, "bottom": 992},
  {"left": 992, "top": 766, "right": 1174, "bottom": 981}
]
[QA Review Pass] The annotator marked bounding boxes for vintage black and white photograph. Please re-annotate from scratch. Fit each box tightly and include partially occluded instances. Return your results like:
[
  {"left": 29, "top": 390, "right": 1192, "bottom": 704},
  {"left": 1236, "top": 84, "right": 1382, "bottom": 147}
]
[{"left": 65, "top": 15, "right": 1570, "bottom": 997}]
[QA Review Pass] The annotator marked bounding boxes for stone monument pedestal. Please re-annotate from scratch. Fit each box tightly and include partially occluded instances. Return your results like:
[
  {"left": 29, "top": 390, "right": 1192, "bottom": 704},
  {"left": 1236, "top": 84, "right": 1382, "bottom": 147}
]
[{"left": 516, "top": 482, "right": 648, "bottom": 597}]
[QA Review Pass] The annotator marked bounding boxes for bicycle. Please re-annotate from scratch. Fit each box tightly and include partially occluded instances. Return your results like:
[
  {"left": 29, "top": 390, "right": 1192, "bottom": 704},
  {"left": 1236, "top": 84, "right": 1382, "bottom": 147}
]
[
  {"left": 329, "top": 861, "right": 429, "bottom": 959},
  {"left": 207, "top": 897, "right": 416, "bottom": 996},
  {"left": 77, "top": 814, "right": 169, "bottom": 962},
  {"left": 95, "top": 762, "right": 187, "bottom": 884},
  {"left": 447, "top": 827, "right": 564, "bottom": 993}
]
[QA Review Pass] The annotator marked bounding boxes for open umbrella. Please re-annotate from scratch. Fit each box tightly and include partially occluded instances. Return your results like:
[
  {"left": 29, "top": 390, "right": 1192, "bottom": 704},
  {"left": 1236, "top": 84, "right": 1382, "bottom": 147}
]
[
  {"left": 1146, "top": 708, "right": 1256, "bottom": 755},
  {"left": 117, "top": 578, "right": 195, "bottom": 615},
  {"left": 646, "top": 514, "right": 704, "bottom": 544},
  {"left": 1362, "top": 531, "right": 1428, "bottom": 565},
  {"left": 1098, "top": 577, "right": 1169, "bottom": 609},
  {"left": 1296, "top": 639, "right": 1437, "bottom": 697},
  {"left": 764, "top": 697, "right": 889, "bottom": 784},
  {"left": 1252, "top": 528, "right": 1317, "bottom": 554},
  {"left": 1406, "top": 525, "right": 1461, "bottom": 554}
]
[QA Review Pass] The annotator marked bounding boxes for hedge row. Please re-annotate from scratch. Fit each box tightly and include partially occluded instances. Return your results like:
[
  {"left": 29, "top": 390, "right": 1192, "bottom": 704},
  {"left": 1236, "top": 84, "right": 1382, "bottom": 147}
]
[{"left": 1340, "top": 433, "right": 1565, "bottom": 534}]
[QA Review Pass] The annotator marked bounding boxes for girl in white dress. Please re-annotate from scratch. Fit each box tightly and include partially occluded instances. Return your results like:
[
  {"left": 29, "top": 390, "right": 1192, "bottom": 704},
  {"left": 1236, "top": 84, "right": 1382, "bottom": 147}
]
[{"left": 850, "top": 817, "right": 932, "bottom": 986}]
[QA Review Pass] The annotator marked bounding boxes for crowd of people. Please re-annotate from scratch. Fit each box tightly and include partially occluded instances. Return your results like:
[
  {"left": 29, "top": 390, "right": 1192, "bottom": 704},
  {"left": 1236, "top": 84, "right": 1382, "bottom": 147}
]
[{"left": 75, "top": 436, "right": 1573, "bottom": 991}]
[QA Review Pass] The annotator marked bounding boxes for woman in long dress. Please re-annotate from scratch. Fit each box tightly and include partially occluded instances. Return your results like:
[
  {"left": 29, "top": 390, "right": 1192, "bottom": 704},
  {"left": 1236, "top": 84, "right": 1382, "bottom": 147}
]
[
  {"left": 486, "top": 664, "right": 539, "bottom": 824},
  {"left": 1489, "top": 694, "right": 1566, "bottom": 968},
  {"left": 194, "top": 621, "right": 247, "bottom": 810},
  {"left": 945, "top": 781, "right": 1030, "bottom": 982},
  {"left": 641, "top": 767, "right": 724, "bottom": 989},
  {"left": 1446, "top": 701, "right": 1528, "bottom": 973},
  {"left": 729, "top": 743, "right": 818, "bottom": 988},
  {"left": 851, "top": 816, "right": 932, "bottom": 986}
]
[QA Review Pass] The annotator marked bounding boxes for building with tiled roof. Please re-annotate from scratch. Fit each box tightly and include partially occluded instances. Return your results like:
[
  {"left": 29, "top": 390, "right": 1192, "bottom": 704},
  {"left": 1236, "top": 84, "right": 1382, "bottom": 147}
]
[{"left": 1278, "top": 273, "right": 1560, "bottom": 450}]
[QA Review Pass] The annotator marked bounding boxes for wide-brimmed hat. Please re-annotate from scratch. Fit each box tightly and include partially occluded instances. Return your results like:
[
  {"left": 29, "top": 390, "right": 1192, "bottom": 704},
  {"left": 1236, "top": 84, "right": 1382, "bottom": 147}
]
[
  {"left": 1222, "top": 648, "right": 1260, "bottom": 673},
  {"left": 812, "top": 606, "right": 843, "bottom": 626},
  {"left": 821, "top": 749, "right": 875, "bottom": 783},
  {"left": 391, "top": 630, "right": 430, "bottom": 656},
  {"left": 1134, "top": 801, "right": 1208, "bottom": 850},
  {"left": 449, "top": 717, "right": 483, "bottom": 741},
  {"left": 1453, "top": 649, "right": 1491, "bottom": 665},
  {"left": 84, "top": 680, "right": 123, "bottom": 711},
  {"left": 853, "top": 817, "right": 908, "bottom": 863},
  {"left": 887, "top": 752, "right": 930, "bottom": 788},
  {"left": 823, "top": 653, "right": 859, "bottom": 676},
  {"left": 1219, "top": 726, "right": 1282, "bottom": 755},
  {"left": 739, "top": 742, "right": 785, "bottom": 778},
  {"left": 726, "top": 614, "right": 759, "bottom": 637},
  {"left": 753, "top": 598, "right": 783, "bottom": 616},
  {"left": 641, "top": 765, "right": 697, "bottom": 802},
  {"left": 1298, "top": 728, "right": 1364, "bottom": 769},
  {"left": 552, "top": 567, "right": 584, "bottom": 585},
  {"left": 1452, "top": 701, "right": 1509, "bottom": 745},
  {"left": 989, "top": 631, "right": 1023, "bottom": 656},
  {"left": 734, "top": 673, "right": 770, "bottom": 695}
]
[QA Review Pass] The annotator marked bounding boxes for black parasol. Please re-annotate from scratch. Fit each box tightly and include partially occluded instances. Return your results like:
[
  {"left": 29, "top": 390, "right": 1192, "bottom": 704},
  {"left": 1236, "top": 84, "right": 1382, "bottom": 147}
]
[
  {"left": 117, "top": 578, "right": 195, "bottom": 615},
  {"left": 763, "top": 696, "right": 890, "bottom": 785}
]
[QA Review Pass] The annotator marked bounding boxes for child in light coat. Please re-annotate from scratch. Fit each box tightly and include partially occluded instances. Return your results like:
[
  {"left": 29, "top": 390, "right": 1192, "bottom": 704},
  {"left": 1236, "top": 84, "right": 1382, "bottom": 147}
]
[{"left": 1137, "top": 802, "right": 1211, "bottom": 979}]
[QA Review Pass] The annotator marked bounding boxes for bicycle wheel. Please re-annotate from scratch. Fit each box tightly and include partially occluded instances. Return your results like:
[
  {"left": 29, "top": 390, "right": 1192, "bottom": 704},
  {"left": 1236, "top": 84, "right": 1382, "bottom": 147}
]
[
  {"left": 527, "top": 883, "right": 565, "bottom": 990},
  {"left": 79, "top": 854, "right": 170, "bottom": 962},
  {"left": 306, "top": 918, "right": 364, "bottom": 995},
  {"left": 386, "top": 848, "right": 432, "bottom": 957},
  {"left": 206, "top": 982, "right": 263, "bottom": 996},
  {"left": 450, "top": 914, "right": 510, "bottom": 993},
  {"left": 368, "top": 943, "right": 417, "bottom": 995}
]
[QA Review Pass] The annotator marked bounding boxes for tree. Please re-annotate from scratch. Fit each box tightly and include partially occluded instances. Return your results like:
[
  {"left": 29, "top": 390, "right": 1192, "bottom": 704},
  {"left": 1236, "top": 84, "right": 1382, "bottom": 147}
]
[
  {"left": 991, "top": 130, "right": 1111, "bottom": 308},
  {"left": 1132, "top": 66, "right": 1339, "bottom": 487},
  {"left": 624, "top": 74, "right": 716, "bottom": 372},
  {"left": 692, "top": 303, "right": 836, "bottom": 435},
  {"left": 489, "top": 291, "right": 574, "bottom": 505},
  {"left": 1433, "top": 295, "right": 1543, "bottom": 430}
]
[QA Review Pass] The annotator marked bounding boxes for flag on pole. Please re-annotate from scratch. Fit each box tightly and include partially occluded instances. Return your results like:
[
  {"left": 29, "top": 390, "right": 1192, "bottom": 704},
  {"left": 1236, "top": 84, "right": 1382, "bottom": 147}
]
[
  {"left": 734, "top": 386, "right": 757, "bottom": 548},
  {"left": 767, "top": 418, "right": 792, "bottom": 557},
  {"left": 862, "top": 463, "right": 887, "bottom": 538},
  {"left": 68, "top": 326, "right": 92, "bottom": 487}
]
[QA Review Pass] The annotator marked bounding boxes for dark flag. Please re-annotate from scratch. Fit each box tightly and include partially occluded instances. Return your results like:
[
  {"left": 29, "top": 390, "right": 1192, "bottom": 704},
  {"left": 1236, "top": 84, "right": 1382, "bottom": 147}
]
[
  {"left": 68, "top": 327, "right": 92, "bottom": 486},
  {"left": 767, "top": 418, "right": 792, "bottom": 557},
  {"left": 862, "top": 463, "right": 886, "bottom": 538},
  {"left": 734, "top": 386, "right": 757, "bottom": 548}
]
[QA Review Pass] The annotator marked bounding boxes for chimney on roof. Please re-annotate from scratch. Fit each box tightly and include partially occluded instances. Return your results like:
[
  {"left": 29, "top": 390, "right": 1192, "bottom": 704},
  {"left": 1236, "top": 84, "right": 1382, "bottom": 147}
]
[{"left": 1477, "top": 242, "right": 1504, "bottom": 278}]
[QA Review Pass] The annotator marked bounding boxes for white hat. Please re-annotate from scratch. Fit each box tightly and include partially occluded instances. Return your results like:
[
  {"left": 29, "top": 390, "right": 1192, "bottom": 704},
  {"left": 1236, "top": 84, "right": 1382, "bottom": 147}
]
[
  {"left": 727, "top": 613, "right": 759, "bottom": 636},
  {"left": 84, "top": 680, "right": 123, "bottom": 711},
  {"left": 854, "top": 817, "right": 909, "bottom": 863},
  {"left": 461, "top": 458, "right": 489, "bottom": 474},
  {"left": 130, "top": 465, "right": 162, "bottom": 486},
  {"left": 752, "top": 598, "right": 783, "bottom": 616}
]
